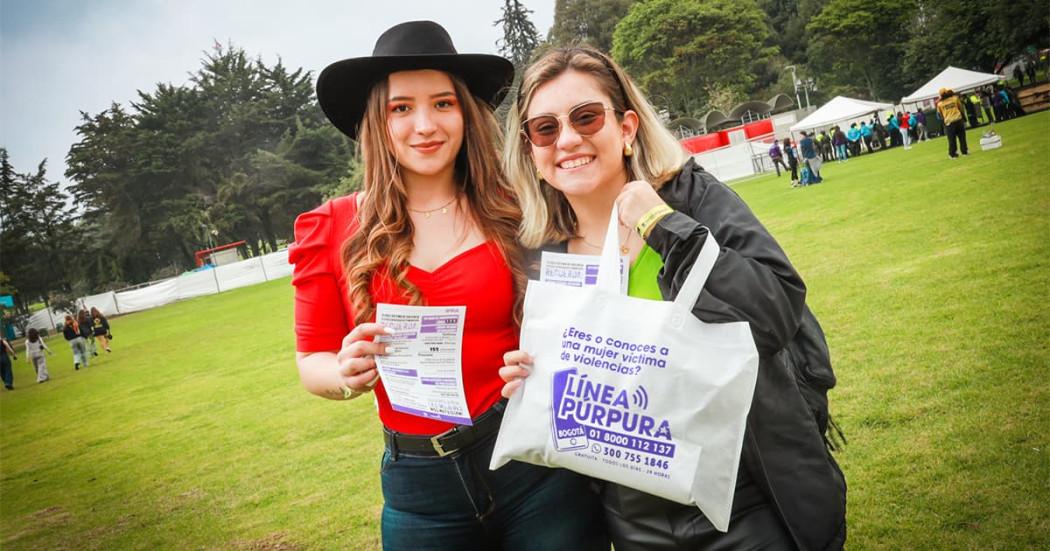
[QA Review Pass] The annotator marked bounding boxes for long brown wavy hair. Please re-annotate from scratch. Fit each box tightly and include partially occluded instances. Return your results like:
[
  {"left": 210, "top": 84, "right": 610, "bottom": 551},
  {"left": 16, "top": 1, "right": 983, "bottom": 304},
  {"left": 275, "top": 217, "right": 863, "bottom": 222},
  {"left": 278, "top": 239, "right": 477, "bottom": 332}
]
[{"left": 342, "top": 73, "right": 526, "bottom": 326}]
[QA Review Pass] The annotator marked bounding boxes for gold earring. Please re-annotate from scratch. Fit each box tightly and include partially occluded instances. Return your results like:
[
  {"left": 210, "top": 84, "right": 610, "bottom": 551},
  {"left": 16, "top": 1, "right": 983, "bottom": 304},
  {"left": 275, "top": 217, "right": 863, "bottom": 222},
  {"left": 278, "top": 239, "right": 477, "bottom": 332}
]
[
  {"left": 624, "top": 142, "right": 634, "bottom": 157},
  {"left": 536, "top": 168, "right": 544, "bottom": 181}
]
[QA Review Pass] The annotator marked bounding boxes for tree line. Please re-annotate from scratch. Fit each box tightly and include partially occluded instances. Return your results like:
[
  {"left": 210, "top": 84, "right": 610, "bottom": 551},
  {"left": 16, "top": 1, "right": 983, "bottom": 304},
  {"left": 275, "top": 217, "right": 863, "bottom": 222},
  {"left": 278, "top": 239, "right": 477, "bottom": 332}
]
[
  {"left": 2, "top": 0, "right": 1045, "bottom": 319},
  {"left": 548, "top": 0, "right": 1047, "bottom": 117}
]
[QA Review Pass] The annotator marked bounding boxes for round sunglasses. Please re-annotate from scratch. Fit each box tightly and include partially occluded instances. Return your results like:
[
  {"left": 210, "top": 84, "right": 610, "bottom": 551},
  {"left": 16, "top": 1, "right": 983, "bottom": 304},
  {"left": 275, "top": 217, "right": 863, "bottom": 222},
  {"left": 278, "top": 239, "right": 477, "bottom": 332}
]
[{"left": 521, "top": 101, "right": 620, "bottom": 147}]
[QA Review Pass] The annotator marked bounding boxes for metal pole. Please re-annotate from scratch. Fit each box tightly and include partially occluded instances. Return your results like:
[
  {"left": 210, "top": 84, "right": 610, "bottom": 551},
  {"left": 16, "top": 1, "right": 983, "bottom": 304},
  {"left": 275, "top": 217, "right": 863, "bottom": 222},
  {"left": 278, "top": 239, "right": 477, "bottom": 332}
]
[{"left": 259, "top": 255, "right": 269, "bottom": 282}]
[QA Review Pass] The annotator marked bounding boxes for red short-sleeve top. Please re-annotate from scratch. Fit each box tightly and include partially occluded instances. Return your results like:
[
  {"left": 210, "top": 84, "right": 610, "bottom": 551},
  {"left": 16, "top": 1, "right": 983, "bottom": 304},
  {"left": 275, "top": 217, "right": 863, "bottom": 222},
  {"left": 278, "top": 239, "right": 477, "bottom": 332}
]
[{"left": 288, "top": 194, "right": 518, "bottom": 436}]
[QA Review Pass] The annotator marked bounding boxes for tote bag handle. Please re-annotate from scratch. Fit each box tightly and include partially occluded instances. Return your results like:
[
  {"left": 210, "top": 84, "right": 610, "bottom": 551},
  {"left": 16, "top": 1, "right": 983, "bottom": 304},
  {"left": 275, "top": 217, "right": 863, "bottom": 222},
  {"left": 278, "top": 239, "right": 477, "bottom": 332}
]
[{"left": 597, "top": 205, "right": 719, "bottom": 308}]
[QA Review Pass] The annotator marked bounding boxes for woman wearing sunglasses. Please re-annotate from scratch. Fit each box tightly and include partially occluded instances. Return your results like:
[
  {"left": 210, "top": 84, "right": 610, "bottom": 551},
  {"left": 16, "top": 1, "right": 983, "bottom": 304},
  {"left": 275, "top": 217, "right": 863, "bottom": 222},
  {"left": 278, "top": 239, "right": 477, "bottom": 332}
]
[
  {"left": 500, "top": 47, "right": 846, "bottom": 550},
  {"left": 290, "top": 22, "right": 607, "bottom": 550}
]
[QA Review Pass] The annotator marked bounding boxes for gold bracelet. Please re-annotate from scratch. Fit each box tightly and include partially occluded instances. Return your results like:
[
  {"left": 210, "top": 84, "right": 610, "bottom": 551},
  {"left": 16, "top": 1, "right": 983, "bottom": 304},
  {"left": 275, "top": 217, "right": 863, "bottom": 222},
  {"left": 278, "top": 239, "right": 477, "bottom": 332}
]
[{"left": 635, "top": 204, "right": 674, "bottom": 239}]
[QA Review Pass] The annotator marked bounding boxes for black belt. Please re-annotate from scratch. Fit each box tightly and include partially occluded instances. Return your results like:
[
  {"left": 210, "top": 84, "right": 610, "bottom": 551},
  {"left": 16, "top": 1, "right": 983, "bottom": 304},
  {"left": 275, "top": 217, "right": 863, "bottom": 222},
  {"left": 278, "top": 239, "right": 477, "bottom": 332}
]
[{"left": 383, "top": 400, "right": 506, "bottom": 458}]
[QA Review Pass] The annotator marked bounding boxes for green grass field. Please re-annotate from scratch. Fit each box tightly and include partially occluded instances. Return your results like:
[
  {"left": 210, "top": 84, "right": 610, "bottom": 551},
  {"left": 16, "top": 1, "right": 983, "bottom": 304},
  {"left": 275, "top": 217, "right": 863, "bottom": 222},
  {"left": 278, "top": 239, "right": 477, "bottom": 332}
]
[{"left": 2, "top": 112, "right": 1048, "bottom": 549}]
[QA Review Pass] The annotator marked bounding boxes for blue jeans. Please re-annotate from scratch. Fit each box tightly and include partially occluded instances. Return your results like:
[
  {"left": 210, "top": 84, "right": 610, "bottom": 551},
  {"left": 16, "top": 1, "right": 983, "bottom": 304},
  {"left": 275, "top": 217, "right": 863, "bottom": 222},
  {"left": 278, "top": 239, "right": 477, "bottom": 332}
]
[
  {"left": 380, "top": 433, "right": 608, "bottom": 551},
  {"left": 836, "top": 144, "right": 848, "bottom": 160}
]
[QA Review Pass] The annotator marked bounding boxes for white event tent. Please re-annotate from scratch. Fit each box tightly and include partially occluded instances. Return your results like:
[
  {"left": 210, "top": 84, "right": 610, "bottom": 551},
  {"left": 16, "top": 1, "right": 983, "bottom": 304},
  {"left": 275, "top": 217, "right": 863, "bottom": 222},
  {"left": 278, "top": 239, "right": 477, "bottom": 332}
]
[
  {"left": 789, "top": 96, "right": 893, "bottom": 133},
  {"left": 901, "top": 66, "right": 1004, "bottom": 104}
]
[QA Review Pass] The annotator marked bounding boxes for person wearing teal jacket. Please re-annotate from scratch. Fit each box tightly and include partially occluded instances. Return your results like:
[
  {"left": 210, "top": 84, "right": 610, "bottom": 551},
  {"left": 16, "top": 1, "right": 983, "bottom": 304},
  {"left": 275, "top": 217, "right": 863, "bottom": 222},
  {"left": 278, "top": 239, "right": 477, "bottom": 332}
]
[
  {"left": 886, "top": 114, "right": 901, "bottom": 148},
  {"left": 846, "top": 124, "right": 862, "bottom": 157},
  {"left": 859, "top": 122, "right": 873, "bottom": 152}
]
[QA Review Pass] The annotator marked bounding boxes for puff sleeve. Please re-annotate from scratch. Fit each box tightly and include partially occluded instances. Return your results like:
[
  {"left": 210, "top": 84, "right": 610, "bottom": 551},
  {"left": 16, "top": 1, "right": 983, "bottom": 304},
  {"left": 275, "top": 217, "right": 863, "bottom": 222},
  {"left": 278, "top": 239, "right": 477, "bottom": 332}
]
[{"left": 289, "top": 201, "right": 352, "bottom": 352}]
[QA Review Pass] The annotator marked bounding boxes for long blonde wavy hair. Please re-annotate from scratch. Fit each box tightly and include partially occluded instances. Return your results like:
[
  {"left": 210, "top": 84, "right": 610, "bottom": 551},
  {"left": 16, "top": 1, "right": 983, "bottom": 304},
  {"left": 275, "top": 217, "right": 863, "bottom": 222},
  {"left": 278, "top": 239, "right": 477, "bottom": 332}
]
[
  {"left": 343, "top": 73, "right": 526, "bottom": 326},
  {"left": 504, "top": 47, "right": 689, "bottom": 248}
]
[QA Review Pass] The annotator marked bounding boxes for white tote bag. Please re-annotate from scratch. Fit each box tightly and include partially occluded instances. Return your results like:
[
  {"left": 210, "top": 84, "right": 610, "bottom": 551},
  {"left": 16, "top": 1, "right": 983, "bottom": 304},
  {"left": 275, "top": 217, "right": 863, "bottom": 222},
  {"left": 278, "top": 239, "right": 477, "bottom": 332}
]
[{"left": 490, "top": 206, "right": 759, "bottom": 531}]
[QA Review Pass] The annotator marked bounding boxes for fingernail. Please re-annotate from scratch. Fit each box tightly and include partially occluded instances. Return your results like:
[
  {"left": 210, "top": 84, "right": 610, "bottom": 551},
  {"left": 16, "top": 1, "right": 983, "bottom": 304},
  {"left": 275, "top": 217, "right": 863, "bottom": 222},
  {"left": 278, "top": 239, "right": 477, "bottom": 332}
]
[{"left": 382, "top": 327, "right": 395, "bottom": 335}]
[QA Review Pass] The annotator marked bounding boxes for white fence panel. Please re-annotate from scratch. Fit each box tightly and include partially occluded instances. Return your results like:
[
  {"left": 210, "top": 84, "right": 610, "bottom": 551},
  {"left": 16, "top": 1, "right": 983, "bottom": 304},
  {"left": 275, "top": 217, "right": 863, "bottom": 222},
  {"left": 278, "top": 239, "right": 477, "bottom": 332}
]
[
  {"left": 115, "top": 278, "right": 178, "bottom": 313},
  {"left": 82, "top": 291, "right": 119, "bottom": 316},
  {"left": 261, "top": 249, "right": 292, "bottom": 279},
  {"left": 215, "top": 257, "right": 267, "bottom": 292},
  {"left": 59, "top": 248, "right": 293, "bottom": 322},
  {"left": 176, "top": 269, "right": 221, "bottom": 300},
  {"left": 692, "top": 142, "right": 759, "bottom": 182},
  {"left": 26, "top": 308, "right": 69, "bottom": 332}
]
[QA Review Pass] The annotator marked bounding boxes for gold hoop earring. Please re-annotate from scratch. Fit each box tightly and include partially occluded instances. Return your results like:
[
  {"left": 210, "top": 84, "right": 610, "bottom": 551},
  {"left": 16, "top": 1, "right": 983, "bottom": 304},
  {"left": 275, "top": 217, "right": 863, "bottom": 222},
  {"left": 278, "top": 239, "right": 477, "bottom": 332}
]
[{"left": 623, "top": 142, "right": 634, "bottom": 157}]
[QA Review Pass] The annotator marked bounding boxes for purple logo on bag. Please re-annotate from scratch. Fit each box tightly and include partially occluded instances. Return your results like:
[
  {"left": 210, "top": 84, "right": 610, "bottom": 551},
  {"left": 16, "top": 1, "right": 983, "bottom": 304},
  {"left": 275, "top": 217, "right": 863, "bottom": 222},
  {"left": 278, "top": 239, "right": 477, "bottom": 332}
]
[{"left": 551, "top": 368, "right": 588, "bottom": 451}]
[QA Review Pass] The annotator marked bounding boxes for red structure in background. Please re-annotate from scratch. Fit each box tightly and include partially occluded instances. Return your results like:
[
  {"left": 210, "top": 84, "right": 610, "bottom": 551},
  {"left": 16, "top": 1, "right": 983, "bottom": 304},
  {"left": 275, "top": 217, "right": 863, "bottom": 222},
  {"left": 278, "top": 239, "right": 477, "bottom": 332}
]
[
  {"left": 194, "top": 240, "right": 247, "bottom": 267},
  {"left": 681, "top": 119, "right": 775, "bottom": 154}
]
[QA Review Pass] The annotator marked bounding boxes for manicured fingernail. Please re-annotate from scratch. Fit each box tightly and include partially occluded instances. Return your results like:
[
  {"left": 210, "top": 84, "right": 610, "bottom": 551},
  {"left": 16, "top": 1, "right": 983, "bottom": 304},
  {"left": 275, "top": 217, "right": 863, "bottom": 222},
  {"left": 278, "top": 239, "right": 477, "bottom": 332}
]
[{"left": 382, "top": 327, "right": 395, "bottom": 335}]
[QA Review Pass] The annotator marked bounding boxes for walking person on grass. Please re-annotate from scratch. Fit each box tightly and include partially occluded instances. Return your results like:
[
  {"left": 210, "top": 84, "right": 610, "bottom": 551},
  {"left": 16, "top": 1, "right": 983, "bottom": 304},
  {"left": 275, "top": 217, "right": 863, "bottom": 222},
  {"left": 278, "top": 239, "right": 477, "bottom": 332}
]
[{"left": 24, "top": 328, "right": 53, "bottom": 383}]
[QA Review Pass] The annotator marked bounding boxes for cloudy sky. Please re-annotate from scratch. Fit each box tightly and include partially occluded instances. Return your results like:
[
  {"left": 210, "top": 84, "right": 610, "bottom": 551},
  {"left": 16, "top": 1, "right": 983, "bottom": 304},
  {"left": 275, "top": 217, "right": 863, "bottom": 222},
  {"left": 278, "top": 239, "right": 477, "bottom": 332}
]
[{"left": 1, "top": 0, "right": 554, "bottom": 184}]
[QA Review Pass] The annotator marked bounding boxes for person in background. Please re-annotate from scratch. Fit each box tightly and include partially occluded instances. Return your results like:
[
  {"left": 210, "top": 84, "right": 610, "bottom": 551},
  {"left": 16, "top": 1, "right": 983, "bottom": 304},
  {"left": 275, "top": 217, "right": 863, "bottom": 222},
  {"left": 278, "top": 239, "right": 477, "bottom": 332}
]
[
  {"left": 859, "top": 121, "right": 874, "bottom": 152},
  {"left": 991, "top": 86, "right": 1006, "bottom": 121},
  {"left": 799, "top": 131, "right": 822, "bottom": 181},
  {"left": 783, "top": 137, "right": 800, "bottom": 187},
  {"left": 1013, "top": 63, "right": 1025, "bottom": 87},
  {"left": 914, "top": 110, "right": 928, "bottom": 141},
  {"left": 90, "top": 307, "right": 112, "bottom": 353},
  {"left": 963, "top": 92, "right": 981, "bottom": 127},
  {"left": 886, "top": 113, "right": 901, "bottom": 148},
  {"left": 63, "top": 314, "right": 89, "bottom": 370},
  {"left": 980, "top": 88, "right": 995, "bottom": 124},
  {"left": 1004, "top": 85, "right": 1026, "bottom": 118},
  {"left": 936, "top": 87, "right": 968, "bottom": 159},
  {"left": 872, "top": 117, "right": 888, "bottom": 149},
  {"left": 77, "top": 310, "right": 96, "bottom": 357},
  {"left": 899, "top": 111, "right": 912, "bottom": 150},
  {"left": 818, "top": 130, "right": 834, "bottom": 162},
  {"left": 968, "top": 92, "right": 984, "bottom": 124},
  {"left": 1, "top": 336, "right": 16, "bottom": 390},
  {"left": 1025, "top": 58, "right": 1037, "bottom": 85},
  {"left": 832, "top": 126, "right": 849, "bottom": 162},
  {"left": 290, "top": 21, "right": 607, "bottom": 549},
  {"left": 846, "top": 123, "right": 862, "bottom": 156},
  {"left": 768, "top": 140, "right": 790, "bottom": 177},
  {"left": 24, "top": 328, "right": 52, "bottom": 383},
  {"left": 501, "top": 45, "right": 846, "bottom": 550}
]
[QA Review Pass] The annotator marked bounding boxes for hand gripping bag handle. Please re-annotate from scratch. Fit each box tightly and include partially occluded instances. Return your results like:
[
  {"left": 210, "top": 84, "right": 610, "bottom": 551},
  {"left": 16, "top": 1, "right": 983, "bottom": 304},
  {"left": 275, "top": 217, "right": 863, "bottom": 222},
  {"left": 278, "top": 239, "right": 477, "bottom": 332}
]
[{"left": 596, "top": 204, "right": 719, "bottom": 306}]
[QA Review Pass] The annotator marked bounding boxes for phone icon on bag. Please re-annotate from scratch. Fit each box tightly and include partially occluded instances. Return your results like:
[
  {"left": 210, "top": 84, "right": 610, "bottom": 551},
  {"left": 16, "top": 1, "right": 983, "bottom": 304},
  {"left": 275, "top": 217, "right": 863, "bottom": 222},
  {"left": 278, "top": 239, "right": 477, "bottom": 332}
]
[{"left": 551, "top": 368, "right": 588, "bottom": 451}]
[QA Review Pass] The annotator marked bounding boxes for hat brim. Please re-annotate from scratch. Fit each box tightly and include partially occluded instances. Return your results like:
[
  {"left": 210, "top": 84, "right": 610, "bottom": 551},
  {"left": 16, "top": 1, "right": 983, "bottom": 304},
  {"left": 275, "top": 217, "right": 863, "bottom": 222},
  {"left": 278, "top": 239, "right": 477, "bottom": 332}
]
[{"left": 317, "top": 53, "right": 514, "bottom": 140}]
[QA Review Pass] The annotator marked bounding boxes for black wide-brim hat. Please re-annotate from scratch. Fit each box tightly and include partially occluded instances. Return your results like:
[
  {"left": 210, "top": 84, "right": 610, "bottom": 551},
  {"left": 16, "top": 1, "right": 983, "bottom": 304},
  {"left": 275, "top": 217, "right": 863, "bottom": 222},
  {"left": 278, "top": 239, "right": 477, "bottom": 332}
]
[{"left": 317, "top": 20, "right": 515, "bottom": 140}]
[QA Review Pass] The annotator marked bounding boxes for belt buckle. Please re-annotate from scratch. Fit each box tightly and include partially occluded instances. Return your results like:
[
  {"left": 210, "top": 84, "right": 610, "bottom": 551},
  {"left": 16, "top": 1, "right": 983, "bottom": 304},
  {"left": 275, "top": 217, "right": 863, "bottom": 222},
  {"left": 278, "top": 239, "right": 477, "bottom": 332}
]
[{"left": 430, "top": 427, "right": 458, "bottom": 457}]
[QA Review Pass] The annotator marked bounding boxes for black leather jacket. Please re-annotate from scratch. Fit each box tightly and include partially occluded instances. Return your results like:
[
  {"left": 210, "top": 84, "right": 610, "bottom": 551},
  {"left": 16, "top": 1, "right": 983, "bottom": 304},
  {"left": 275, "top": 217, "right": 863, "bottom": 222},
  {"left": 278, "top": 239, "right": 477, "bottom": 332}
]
[{"left": 642, "top": 159, "right": 847, "bottom": 550}]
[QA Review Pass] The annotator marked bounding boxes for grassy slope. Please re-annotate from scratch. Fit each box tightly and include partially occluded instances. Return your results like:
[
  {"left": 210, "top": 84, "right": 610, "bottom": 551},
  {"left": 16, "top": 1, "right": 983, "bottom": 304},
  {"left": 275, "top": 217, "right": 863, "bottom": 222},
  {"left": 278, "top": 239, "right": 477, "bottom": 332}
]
[{"left": 1, "top": 112, "right": 1047, "bottom": 549}]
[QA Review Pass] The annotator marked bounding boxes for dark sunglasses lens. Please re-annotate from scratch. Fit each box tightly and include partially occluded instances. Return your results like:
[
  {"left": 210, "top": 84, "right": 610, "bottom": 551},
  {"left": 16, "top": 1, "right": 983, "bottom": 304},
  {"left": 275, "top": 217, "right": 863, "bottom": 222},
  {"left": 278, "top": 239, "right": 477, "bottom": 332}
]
[
  {"left": 570, "top": 103, "right": 606, "bottom": 135},
  {"left": 525, "top": 116, "right": 560, "bottom": 146}
]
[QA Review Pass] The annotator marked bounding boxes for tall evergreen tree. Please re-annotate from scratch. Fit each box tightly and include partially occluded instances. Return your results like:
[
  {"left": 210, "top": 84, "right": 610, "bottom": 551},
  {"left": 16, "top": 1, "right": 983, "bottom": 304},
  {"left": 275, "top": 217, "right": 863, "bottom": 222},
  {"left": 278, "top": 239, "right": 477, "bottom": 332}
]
[{"left": 496, "top": 0, "right": 542, "bottom": 68}]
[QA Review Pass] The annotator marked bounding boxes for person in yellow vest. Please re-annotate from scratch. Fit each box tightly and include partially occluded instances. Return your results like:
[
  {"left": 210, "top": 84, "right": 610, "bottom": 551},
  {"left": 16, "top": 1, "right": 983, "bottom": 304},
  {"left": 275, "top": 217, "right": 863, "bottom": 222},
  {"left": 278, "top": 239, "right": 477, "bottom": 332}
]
[
  {"left": 969, "top": 93, "right": 984, "bottom": 124},
  {"left": 936, "top": 88, "right": 968, "bottom": 159}
]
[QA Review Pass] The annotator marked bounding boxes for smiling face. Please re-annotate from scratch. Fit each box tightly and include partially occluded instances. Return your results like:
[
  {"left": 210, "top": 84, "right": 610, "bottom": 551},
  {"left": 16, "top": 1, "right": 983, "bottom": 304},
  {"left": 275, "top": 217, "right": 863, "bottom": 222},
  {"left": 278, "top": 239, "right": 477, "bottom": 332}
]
[
  {"left": 525, "top": 70, "right": 637, "bottom": 199},
  {"left": 385, "top": 69, "right": 464, "bottom": 183}
]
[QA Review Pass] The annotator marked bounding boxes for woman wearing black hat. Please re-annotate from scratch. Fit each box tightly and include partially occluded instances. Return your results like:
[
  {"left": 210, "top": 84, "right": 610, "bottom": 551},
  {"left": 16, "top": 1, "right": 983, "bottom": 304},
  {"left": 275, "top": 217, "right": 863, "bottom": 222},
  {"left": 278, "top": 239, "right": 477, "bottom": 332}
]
[{"left": 289, "top": 21, "right": 606, "bottom": 550}]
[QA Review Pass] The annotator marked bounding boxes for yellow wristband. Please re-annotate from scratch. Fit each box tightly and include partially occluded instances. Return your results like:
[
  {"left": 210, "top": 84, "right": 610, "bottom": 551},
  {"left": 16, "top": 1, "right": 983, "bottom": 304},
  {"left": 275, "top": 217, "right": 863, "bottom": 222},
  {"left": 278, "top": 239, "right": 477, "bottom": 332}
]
[{"left": 635, "top": 204, "right": 674, "bottom": 239}]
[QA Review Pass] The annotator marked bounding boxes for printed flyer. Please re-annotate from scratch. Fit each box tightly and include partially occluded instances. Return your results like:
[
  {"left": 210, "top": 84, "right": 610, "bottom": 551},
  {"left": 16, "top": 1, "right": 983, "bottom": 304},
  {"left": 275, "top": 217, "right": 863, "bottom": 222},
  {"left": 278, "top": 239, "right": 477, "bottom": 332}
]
[{"left": 374, "top": 303, "right": 471, "bottom": 425}]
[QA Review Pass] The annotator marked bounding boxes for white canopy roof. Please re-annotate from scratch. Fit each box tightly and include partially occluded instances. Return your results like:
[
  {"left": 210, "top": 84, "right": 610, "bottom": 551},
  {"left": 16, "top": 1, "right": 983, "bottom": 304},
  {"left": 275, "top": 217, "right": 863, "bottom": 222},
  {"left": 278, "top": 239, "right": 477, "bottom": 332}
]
[
  {"left": 902, "top": 66, "right": 1003, "bottom": 103},
  {"left": 789, "top": 96, "right": 893, "bottom": 132}
]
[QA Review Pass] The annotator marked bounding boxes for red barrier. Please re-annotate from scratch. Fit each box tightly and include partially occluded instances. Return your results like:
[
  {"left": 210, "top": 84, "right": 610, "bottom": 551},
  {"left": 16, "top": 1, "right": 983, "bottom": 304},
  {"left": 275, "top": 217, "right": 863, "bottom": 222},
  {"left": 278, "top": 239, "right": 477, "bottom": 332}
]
[{"left": 681, "top": 119, "right": 776, "bottom": 154}]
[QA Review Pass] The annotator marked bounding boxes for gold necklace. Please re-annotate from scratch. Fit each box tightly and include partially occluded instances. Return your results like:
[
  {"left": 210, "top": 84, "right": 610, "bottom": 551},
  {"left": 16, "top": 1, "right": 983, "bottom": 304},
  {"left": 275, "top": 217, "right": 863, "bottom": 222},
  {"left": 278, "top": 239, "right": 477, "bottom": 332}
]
[
  {"left": 407, "top": 195, "right": 458, "bottom": 218},
  {"left": 580, "top": 230, "right": 632, "bottom": 256}
]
